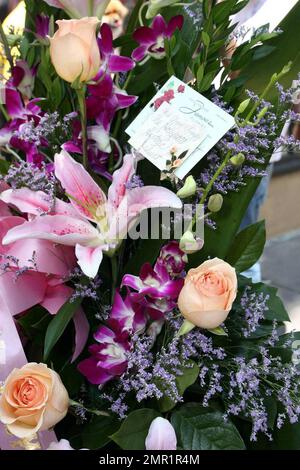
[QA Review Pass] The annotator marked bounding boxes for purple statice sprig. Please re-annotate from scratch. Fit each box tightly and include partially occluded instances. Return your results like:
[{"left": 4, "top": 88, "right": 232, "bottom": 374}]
[{"left": 240, "top": 286, "right": 270, "bottom": 338}]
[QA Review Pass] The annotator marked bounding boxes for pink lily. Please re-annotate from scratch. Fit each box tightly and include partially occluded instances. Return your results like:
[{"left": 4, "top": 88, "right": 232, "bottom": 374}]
[
  {"left": 1, "top": 151, "right": 182, "bottom": 278},
  {"left": 0, "top": 202, "right": 89, "bottom": 361}
]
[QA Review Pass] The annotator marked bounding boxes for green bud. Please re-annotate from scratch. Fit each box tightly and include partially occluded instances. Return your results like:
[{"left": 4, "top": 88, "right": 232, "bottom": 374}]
[
  {"left": 236, "top": 98, "right": 250, "bottom": 116},
  {"left": 256, "top": 106, "right": 269, "bottom": 121},
  {"left": 208, "top": 194, "right": 223, "bottom": 213},
  {"left": 230, "top": 153, "right": 245, "bottom": 166},
  {"left": 179, "top": 231, "right": 204, "bottom": 254},
  {"left": 176, "top": 175, "right": 197, "bottom": 199}
]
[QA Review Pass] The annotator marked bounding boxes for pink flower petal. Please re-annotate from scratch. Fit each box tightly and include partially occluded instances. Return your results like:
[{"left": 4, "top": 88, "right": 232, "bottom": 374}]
[
  {"left": 2, "top": 214, "right": 100, "bottom": 247},
  {"left": 75, "top": 244, "right": 103, "bottom": 278},
  {"left": 108, "top": 153, "right": 135, "bottom": 210},
  {"left": 54, "top": 150, "right": 107, "bottom": 222},
  {"left": 1, "top": 188, "right": 79, "bottom": 217}
]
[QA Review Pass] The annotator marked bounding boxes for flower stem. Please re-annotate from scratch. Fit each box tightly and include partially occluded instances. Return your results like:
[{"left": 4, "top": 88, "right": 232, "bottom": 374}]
[
  {"left": 76, "top": 87, "right": 88, "bottom": 169},
  {"left": 111, "top": 256, "right": 118, "bottom": 303},
  {"left": 69, "top": 399, "right": 110, "bottom": 417},
  {"left": 188, "top": 151, "right": 231, "bottom": 232},
  {"left": 138, "top": 1, "right": 150, "bottom": 26}
]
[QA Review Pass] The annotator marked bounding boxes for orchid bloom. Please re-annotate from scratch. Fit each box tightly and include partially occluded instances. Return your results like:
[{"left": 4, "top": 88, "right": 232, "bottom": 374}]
[
  {"left": 78, "top": 291, "right": 145, "bottom": 384},
  {"left": 1, "top": 151, "right": 182, "bottom": 278},
  {"left": 122, "top": 262, "right": 184, "bottom": 318},
  {"left": 132, "top": 14, "right": 184, "bottom": 62},
  {"left": 78, "top": 325, "right": 130, "bottom": 385},
  {"left": 43, "top": 0, "right": 110, "bottom": 19}
]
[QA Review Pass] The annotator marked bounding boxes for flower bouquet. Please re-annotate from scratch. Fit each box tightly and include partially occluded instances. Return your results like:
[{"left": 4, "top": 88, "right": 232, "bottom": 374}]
[{"left": 0, "top": 0, "right": 300, "bottom": 452}]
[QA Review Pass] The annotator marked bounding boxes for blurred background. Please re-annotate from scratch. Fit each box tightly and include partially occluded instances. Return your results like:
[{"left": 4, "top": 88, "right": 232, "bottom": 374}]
[{"left": 0, "top": 0, "right": 299, "bottom": 325}]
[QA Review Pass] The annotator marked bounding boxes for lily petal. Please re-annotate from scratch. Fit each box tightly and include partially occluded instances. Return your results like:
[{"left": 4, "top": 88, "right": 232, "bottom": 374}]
[
  {"left": 2, "top": 214, "right": 100, "bottom": 247},
  {"left": 75, "top": 244, "right": 103, "bottom": 278},
  {"left": 54, "top": 150, "right": 107, "bottom": 222},
  {"left": 108, "top": 153, "right": 135, "bottom": 210},
  {"left": 0, "top": 188, "right": 79, "bottom": 217}
]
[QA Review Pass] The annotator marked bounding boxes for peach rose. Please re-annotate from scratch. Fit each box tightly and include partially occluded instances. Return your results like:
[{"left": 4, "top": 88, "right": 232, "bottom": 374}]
[
  {"left": 178, "top": 258, "right": 237, "bottom": 329},
  {"left": 50, "top": 17, "right": 101, "bottom": 83},
  {"left": 0, "top": 363, "right": 69, "bottom": 438}
]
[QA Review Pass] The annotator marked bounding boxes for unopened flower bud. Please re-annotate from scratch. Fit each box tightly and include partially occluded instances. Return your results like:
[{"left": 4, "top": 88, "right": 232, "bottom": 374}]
[
  {"left": 179, "top": 231, "right": 204, "bottom": 254},
  {"left": 176, "top": 175, "right": 197, "bottom": 199},
  {"left": 236, "top": 98, "right": 250, "bottom": 115},
  {"left": 230, "top": 153, "right": 245, "bottom": 167},
  {"left": 256, "top": 106, "right": 269, "bottom": 122},
  {"left": 208, "top": 194, "right": 223, "bottom": 213}
]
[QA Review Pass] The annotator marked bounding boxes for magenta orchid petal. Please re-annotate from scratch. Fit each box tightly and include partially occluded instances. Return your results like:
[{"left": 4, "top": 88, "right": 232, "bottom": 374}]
[
  {"left": 133, "top": 26, "right": 158, "bottom": 45},
  {"left": 2, "top": 214, "right": 100, "bottom": 247},
  {"left": 75, "top": 244, "right": 103, "bottom": 278},
  {"left": 77, "top": 358, "right": 112, "bottom": 385},
  {"left": 121, "top": 274, "right": 144, "bottom": 291},
  {"left": 5, "top": 87, "right": 24, "bottom": 118},
  {"left": 132, "top": 45, "right": 148, "bottom": 62},
  {"left": 78, "top": 325, "right": 128, "bottom": 384},
  {"left": 152, "top": 15, "right": 167, "bottom": 34},
  {"left": 108, "top": 55, "right": 135, "bottom": 73},
  {"left": 115, "top": 92, "right": 138, "bottom": 109},
  {"left": 54, "top": 150, "right": 107, "bottom": 222},
  {"left": 166, "top": 15, "right": 184, "bottom": 37},
  {"left": 108, "top": 291, "right": 146, "bottom": 335},
  {"left": 98, "top": 23, "right": 113, "bottom": 55}
]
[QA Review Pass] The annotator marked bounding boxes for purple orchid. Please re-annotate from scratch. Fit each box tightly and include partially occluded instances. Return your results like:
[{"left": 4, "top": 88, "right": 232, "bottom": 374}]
[
  {"left": 108, "top": 290, "right": 147, "bottom": 337},
  {"left": 78, "top": 290, "right": 146, "bottom": 385},
  {"left": 132, "top": 14, "right": 184, "bottom": 62},
  {"left": 122, "top": 262, "right": 184, "bottom": 318},
  {"left": 0, "top": 81, "right": 45, "bottom": 166},
  {"left": 87, "top": 24, "right": 137, "bottom": 131},
  {"left": 154, "top": 241, "right": 187, "bottom": 278},
  {"left": 78, "top": 326, "right": 130, "bottom": 385}
]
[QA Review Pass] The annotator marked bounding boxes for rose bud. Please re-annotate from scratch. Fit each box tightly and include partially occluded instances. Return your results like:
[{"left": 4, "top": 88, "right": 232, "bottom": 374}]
[
  {"left": 178, "top": 258, "right": 237, "bottom": 329},
  {"left": 0, "top": 363, "right": 69, "bottom": 438},
  {"left": 145, "top": 417, "right": 177, "bottom": 450},
  {"left": 50, "top": 17, "right": 101, "bottom": 83}
]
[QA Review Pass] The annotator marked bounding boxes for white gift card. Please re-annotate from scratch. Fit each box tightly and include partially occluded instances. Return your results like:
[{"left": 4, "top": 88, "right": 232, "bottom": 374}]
[
  {"left": 126, "top": 76, "right": 235, "bottom": 179},
  {"left": 129, "top": 102, "right": 206, "bottom": 172}
]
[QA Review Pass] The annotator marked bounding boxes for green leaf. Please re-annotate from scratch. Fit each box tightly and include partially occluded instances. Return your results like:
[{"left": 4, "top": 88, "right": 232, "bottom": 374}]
[
  {"left": 171, "top": 404, "right": 246, "bottom": 450},
  {"left": 111, "top": 409, "right": 161, "bottom": 450},
  {"left": 213, "top": 0, "right": 236, "bottom": 24},
  {"left": 226, "top": 221, "right": 266, "bottom": 273},
  {"left": 202, "top": 31, "right": 210, "bottom": 47},
  {"left": 82, "top": 415, "right": 120, "bottom": 450},
  {"left": 43, "top": 297, "right": 82, "bottom": 360},
  {"left": 159, "top": 361, "right": 200, "bottom": 412}
]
